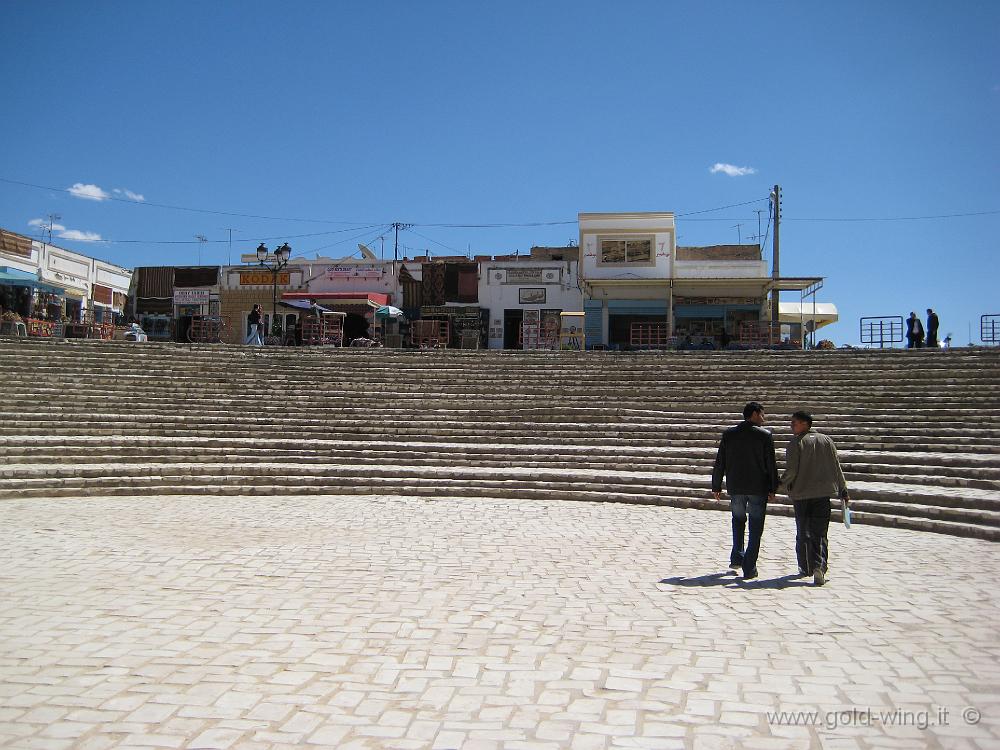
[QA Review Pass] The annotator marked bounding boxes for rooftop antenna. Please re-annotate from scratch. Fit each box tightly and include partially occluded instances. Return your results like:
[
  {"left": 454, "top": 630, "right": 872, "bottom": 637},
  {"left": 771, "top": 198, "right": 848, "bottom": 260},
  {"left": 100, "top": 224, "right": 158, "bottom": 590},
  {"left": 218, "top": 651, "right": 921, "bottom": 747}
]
[
  {"left": 45, "top": 213, "right": 61, "bottom": 244},
  {"left": 732, "top": 223, "right": 743, "bottom": 245},
  {"left": 194, "top": 234, "right": 207, "bottom": 265}
]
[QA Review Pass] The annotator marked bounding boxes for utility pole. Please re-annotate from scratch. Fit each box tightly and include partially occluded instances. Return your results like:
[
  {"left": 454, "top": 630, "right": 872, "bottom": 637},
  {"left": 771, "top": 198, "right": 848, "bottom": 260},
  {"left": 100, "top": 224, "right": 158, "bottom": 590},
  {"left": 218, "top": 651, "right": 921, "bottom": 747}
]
[
  {"left": 770, "top": 185, "right": 781, "bottom": 337},
  {"left": 392, "top": 222, "right": 412, "bottom": 262},
  {"left": 222, "top": 228, "right": 239, "bottom": 265}
]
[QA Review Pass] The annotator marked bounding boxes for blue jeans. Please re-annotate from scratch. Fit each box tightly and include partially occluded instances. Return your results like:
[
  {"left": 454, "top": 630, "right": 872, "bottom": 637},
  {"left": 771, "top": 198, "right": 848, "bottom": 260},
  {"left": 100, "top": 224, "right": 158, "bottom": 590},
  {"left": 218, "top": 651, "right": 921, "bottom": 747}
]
[
  {"left": 245, "top": 324, "right": 263, "bottom": 346},
  {"left": 730, "top": 494, "right": 767, "bottom": 572}
]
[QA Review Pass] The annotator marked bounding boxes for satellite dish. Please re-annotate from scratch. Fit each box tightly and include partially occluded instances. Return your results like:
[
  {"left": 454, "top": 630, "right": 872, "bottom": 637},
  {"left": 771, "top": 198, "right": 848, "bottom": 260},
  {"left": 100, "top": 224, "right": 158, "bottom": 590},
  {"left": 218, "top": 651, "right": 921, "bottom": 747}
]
[{"left": 358, "top": 243, "right": 377, "bottom": 260}]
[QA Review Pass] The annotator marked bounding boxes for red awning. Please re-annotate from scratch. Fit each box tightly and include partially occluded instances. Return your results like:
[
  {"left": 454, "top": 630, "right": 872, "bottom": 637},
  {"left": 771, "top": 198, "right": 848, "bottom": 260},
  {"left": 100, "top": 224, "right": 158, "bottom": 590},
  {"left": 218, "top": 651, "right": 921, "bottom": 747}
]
[{"left": 282, "top": 291, "right": 389, "bottom": 307}]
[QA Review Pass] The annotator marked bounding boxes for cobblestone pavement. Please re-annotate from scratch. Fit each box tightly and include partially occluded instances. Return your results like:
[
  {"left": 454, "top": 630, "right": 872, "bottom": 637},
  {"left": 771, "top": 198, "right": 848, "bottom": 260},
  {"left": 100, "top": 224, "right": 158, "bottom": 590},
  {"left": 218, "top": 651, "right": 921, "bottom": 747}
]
[{"left": 1, "top": 494, "right": 998, "bottom": 750}]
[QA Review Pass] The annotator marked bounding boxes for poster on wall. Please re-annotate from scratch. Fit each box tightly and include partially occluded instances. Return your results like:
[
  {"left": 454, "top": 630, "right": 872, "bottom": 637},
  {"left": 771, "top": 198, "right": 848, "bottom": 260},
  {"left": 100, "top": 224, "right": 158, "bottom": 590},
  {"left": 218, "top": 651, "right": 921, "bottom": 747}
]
[{"left": 519, "top": 288, "right": 546, "bottom": 304}]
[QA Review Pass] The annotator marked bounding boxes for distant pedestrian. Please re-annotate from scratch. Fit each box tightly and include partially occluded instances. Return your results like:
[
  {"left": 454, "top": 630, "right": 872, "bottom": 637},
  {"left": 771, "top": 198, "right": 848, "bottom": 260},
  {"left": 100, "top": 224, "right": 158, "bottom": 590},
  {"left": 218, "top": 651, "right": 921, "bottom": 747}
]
[
  {"left": 778, "top": 411, "right": 850, "bottom": 586},
  {"left": 926, "top": 308, "right": 939, "bottom": 348},
  {"left": 711, "top": 402, "right": 778, "bottom": 580},
  {"left": 246, "top": 304, "right": 263, "bottom": 346},
  {"left": 906, "top": 312, "right": 924, "bottom": 349}
]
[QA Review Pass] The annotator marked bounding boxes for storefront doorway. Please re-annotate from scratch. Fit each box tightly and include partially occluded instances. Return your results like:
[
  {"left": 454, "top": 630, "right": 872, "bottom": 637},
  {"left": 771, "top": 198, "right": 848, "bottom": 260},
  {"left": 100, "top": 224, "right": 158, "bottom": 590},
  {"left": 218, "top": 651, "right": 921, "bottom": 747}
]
[
  {"left": 344, "top": 313, "right": 369, "bottom": 343},
  {"left": 503, "top": 309, "right": 523, "bottom": 349}
]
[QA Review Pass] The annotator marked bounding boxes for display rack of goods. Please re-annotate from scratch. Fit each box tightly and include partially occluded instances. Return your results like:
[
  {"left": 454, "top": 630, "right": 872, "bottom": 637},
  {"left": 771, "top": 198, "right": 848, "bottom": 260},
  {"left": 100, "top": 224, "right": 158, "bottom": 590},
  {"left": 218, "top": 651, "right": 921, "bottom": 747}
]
[{"left": 25, "top": 318, "right": 56, "bottom": 337}]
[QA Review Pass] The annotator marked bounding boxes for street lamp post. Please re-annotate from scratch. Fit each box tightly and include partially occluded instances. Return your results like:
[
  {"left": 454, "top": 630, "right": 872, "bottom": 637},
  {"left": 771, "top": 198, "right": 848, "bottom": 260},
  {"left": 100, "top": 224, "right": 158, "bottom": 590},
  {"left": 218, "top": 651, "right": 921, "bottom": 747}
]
[{"left": 256, "top": 242, "right": 292, "bottom": 341}]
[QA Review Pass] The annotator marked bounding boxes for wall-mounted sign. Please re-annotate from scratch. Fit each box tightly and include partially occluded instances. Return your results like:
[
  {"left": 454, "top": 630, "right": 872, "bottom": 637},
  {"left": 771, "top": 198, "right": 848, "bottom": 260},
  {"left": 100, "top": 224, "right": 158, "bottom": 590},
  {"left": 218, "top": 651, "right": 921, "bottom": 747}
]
[
  {"left": 240, "top": 271, "right": 290, "bottom": 286},
  {"left": 674, "top": 296, "right": 763, "bottom": 305},
  {"left": 173, "top": 289, "right": 211, "bottom": 304},
  {"left": 491, "top": 268, "right": 561, "bottom": 285},
  {"left": 521, "top": 289, "right": 546, "bottom": 305},
  {"left": 326, "top": 265, "right": 382, "bottom": 280}
]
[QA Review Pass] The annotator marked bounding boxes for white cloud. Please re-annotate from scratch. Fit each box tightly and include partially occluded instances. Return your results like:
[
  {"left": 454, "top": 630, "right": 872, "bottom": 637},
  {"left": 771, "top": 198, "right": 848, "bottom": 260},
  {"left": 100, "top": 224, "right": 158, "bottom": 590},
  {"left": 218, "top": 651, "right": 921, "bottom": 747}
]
[
  {"left": 710, "top": 163, "right": 757, "bottom": 177},
  {"left": 28, "top": 218, "right": 66, "bottom": 231},
  {"left": 113, "top": 188, "right": 146, "bottom": 202},
  {"left": 57, "top": 229, "right": 103, "bottom": 242},
  {"left": 68, "top": 182, "right": 111, "bottom": 201}
]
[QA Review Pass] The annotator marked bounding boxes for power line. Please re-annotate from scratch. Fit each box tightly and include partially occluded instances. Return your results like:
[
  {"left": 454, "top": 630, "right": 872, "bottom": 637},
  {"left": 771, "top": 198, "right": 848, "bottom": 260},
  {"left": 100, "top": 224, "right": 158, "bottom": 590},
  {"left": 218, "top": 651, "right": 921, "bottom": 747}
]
[
  {"left": 0, "top": 176, "right": 382, "bottom": 226},
  {"left": 406, "top": 228, "right": 465, "bottom": 255},
  {"left": 675, "top": 198, "right": 768, "bottom": 216},
  {"left": 784, "top": 209, "right": 1000, "bottom": 222},
  {"left": 305, "top": 224, "right": 394, "bottom": 255},
  {"left": 26, "top": 223, "right": 387, "bottom": 246}
]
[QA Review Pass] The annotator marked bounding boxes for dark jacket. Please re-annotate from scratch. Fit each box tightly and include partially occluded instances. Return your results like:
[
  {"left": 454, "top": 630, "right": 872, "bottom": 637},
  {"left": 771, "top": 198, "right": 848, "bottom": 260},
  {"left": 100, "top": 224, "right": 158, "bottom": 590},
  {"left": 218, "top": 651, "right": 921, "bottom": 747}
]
[
  {"left": 711, "top": 421, "right": 779, "bottom": 496},
  {"left": 249, "top": 308, "right": 262, "bottom": 326}
]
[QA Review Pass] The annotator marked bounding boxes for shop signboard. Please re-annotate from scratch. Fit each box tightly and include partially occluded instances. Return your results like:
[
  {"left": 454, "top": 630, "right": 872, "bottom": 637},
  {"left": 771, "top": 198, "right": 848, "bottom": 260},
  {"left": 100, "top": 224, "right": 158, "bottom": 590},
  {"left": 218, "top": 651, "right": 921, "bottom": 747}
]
[
  {"left": 239, "top": 271, "right": 290, "bottom": 286},
  {"left": 326, "top": 265, "right": 382, "bottom": 280},
  {"left": 490, "top": 267, "right": 561, "bottom": 284},
  {"left": 173, "top": 289, "right": 211, "bottom": 305}
]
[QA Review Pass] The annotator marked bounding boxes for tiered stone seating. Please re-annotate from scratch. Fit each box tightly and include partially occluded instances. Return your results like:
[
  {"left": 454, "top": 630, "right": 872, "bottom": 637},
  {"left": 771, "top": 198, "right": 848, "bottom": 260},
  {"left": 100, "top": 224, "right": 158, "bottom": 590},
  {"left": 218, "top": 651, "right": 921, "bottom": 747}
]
[{"left": 1, "top": 338, "right": 998, "bottom": 540}]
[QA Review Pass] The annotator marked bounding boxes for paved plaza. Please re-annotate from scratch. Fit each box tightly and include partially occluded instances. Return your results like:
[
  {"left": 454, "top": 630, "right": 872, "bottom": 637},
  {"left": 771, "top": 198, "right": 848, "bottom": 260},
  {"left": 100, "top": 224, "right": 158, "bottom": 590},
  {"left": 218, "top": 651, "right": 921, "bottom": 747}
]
[{"left": 1, "top": 494, "right": 998, "bottom": 750}]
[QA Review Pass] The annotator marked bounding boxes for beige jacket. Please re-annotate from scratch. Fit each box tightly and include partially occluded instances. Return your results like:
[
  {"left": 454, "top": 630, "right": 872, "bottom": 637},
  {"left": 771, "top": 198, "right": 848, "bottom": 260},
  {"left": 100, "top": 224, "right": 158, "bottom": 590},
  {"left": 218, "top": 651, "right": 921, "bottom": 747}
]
[{"left": 779, "top": 430, "right": 849, "bottom": 501}]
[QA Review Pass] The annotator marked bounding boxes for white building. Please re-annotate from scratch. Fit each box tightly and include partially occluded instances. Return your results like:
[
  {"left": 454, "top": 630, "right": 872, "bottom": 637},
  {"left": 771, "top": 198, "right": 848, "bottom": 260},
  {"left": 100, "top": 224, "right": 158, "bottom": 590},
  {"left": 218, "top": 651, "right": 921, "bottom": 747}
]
[
  {"left": 0, "top": 228, "right": 131, "bottom": 324},
  {"left": 578, "top": 212, "right": 835, "bottom": 349},
  {"left": 477, "top": 247, "right": 583, "bottom": 349}
]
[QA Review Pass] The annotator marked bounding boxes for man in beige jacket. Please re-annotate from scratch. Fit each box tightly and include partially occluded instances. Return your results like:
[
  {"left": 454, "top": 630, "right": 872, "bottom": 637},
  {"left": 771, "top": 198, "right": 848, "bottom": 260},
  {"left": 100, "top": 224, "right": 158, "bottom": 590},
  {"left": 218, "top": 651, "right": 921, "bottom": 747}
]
[{"left": 778, "top": 411, "right": 851, "bottom": 586}]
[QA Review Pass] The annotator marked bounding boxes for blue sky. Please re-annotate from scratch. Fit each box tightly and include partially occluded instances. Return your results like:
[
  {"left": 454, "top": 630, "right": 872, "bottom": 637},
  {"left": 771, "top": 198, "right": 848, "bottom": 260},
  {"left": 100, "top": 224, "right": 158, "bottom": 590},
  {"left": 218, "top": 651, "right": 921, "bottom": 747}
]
[{"left": 1, "top": 0, "right": 997, "bottom": 344}]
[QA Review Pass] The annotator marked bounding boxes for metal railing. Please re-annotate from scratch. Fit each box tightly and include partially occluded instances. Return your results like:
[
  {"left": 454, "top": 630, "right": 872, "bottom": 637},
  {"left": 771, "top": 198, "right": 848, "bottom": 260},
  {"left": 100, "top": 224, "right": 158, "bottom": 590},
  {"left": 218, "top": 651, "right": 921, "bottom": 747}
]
[
  {"left": 860, "top": 316, "right": 903, "bottom": 348},
  {"left": 982, "top": 314, "right": 1000, "bottom": 345}
]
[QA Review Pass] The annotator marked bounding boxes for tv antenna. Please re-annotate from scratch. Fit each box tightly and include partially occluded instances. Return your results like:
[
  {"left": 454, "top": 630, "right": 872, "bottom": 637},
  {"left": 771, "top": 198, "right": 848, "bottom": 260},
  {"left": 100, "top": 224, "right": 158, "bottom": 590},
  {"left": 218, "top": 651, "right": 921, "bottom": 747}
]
[
  {"left": 45, "top": 214, "right": 61, "bottom": 244},
  {"left": 194, "top": 234, "right": 208, "bottom": 265}
]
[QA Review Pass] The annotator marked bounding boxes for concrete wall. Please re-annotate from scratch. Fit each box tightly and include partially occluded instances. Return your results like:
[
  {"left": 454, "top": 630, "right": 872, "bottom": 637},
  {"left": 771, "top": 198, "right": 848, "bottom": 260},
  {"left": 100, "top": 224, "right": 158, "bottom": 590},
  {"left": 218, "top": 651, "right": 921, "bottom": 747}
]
[
  {"left": 304, "top": 259, "right": 400, "bottom": 303},
  {"left": 674, "top": 259, "right": 767, "bottom": 279},
  {"left": 579, "top": 213, "right": 676, "bottom": 282}
]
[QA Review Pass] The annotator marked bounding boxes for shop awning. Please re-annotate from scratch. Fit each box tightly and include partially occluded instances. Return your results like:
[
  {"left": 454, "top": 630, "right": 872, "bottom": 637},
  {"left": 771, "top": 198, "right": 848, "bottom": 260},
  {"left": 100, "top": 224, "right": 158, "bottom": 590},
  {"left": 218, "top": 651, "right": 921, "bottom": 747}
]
[
  {"left": 779, "top": 302, "right": 839, "bottom": 329},
  {"left": 586, "top": 276, "right": 825, "bottom": 299},
  {"left": 281, "top": 291, "right": 389, "bottom": 308},
  {"left": 0, "top": 268, "right": 66, "bottom": 294},
  {"left": 279, "top": 299, "right": 333, "bottom": 312}
]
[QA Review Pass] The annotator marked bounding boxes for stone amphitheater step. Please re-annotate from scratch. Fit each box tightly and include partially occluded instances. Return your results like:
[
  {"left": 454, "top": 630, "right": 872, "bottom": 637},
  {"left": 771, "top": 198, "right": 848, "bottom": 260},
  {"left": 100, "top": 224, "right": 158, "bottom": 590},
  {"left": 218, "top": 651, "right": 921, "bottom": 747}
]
[{"left": 1, "top": 339, "right": 998, "bottom": 541}]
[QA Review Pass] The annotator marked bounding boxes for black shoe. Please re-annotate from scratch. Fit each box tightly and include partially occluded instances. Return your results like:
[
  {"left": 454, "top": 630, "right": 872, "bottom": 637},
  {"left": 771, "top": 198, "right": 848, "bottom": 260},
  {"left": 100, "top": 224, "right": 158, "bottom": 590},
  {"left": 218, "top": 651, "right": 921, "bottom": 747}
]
[
  {"left": 742, "top": 569, "right": 758, "bottom": 580},
  {"left": 796, "top": 568, "right": 810, "bottom": 577}
]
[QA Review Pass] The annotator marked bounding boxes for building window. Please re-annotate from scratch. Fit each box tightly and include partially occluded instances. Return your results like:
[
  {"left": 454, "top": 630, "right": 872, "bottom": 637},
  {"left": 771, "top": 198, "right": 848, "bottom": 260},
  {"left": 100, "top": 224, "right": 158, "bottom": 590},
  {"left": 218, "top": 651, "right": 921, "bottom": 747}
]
[{"left": 600, "top": 237, "right": 652, "bottom": 264}]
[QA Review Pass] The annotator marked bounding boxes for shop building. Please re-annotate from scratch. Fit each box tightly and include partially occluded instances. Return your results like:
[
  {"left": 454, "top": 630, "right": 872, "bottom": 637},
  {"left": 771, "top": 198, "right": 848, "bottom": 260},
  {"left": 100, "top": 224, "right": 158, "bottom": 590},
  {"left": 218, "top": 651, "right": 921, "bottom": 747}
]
[
  {"left": 281, "top": 249, "right": 399, "bottom": 344},
  {"left": 219, "top": 258, "right": 308, "bottom": 345},
  {"left": 578, "top": 212, "right": 836, "bottom": 349},
  {"left": 130, "top": 266, "right": 222, "bottom": 342},
  {"left": 478, "top": 246, "right": 583, "bottom": 349},
  {"left": 1, "top": 227, "right": 131, "bottom": 338}
]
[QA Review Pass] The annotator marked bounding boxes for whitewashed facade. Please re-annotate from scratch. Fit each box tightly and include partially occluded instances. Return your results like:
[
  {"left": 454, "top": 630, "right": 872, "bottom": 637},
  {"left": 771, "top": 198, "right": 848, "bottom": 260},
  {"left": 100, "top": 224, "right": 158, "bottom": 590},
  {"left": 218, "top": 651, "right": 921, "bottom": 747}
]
[{"left": 478, "top": 258, "right": 583, "bottom": 349}]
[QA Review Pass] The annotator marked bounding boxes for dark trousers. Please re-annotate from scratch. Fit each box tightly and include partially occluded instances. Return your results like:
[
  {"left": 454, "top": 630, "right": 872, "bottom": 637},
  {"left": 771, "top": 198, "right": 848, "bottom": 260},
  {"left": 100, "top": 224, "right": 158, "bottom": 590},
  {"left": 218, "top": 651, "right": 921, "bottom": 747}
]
[
  {"left": 793, "top": 497, "right": 831, "bottom": 574},
  {"left": 927, "top": 331, "right": 938, "bottom": 348},
  {"left": 730, "top": 495, "right": 766, "bottom": 572}
]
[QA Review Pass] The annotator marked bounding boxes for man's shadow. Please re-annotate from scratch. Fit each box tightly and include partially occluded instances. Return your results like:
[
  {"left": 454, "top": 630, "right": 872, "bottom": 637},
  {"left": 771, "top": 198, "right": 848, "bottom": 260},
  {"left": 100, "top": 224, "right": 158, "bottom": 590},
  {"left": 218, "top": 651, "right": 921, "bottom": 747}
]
[{"left": 659, "top": 572, "right": 810, "bottom": 590}]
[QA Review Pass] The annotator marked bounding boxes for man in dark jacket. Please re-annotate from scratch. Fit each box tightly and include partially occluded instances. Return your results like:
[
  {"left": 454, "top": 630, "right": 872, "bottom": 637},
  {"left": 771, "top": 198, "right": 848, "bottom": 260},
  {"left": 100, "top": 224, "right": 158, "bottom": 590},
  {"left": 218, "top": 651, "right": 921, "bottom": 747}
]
[
  {"left": 906, "top": 312, "right": 924, "bottom": 348},
  {"left": 711, "top": 402, "right": 779, "bottom": 579},
  {"left": 926, "top": 308, "right": 939, "bottom": 348}
]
